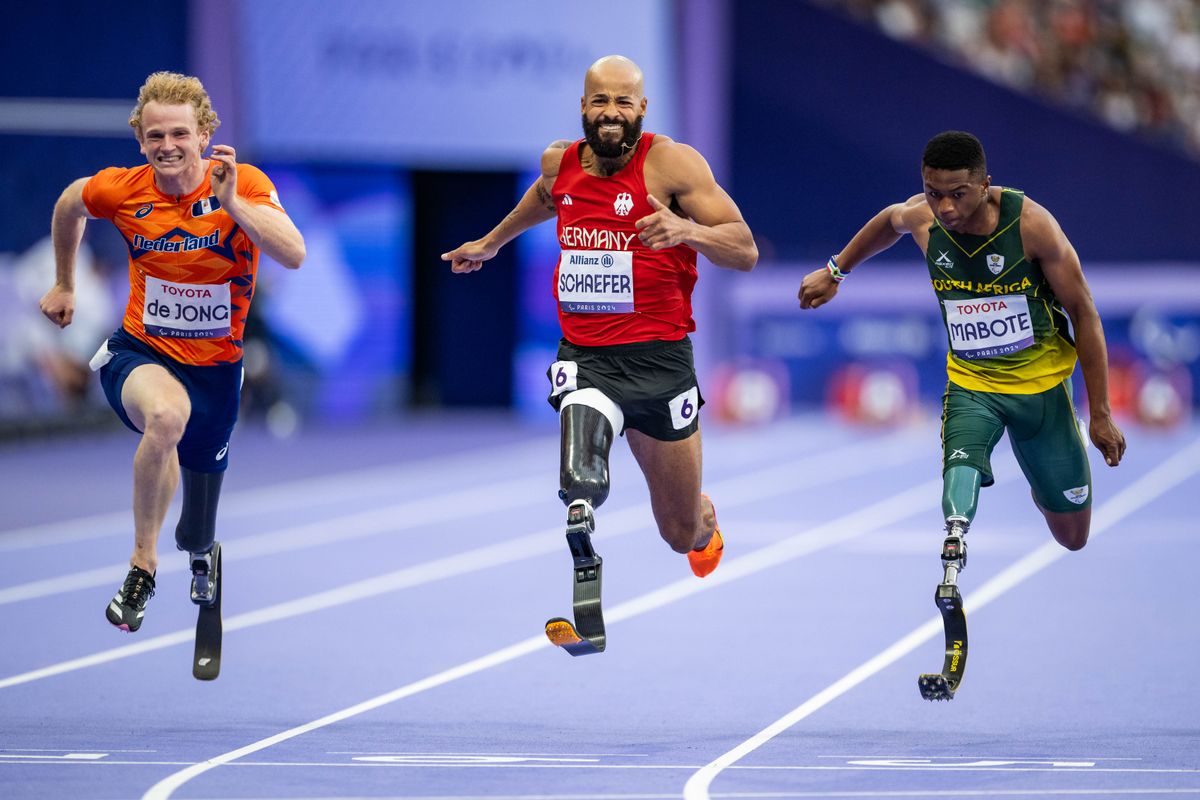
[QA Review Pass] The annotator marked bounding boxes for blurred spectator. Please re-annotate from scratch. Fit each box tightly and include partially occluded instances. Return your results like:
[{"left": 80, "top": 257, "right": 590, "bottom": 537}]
[
  {"left": 1, "top": 235, "right": 116, "bottom": 416},
  {"left": 819, "top": 0, "right": 1200, "bottom": 158}
]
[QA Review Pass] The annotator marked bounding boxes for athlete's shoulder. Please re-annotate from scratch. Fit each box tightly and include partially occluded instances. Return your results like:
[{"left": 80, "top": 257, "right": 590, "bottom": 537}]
[
  {"left": 644, "top": 134, "right": 701, "bottom": 164},
  {"left": 541, "top": 139, "right": 575, "bottom": 178},
  {"left": 89, "top": 164, "right": 154, "bottom": 192},
  {"left": 84, "top": 165, "right": 154, "bottom": 218},
  {"left": 893, "top": 193, "right": 934, "bottom": 232},
  {"left": 235, "top": 161, "right": 267, "bottom": 180},
  {"left": 233, "top": 161, "right": 273, "bottom": 192},
  {"left": 644, "top": 136, "right": 713, "bottom": 185},
  {"left": 1016, "top": 192, "right": 1064, "bottom": 242}
]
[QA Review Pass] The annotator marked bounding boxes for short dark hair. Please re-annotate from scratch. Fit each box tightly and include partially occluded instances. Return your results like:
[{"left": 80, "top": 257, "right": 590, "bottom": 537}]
[{"left": 922, "top": 131, "right": 986, "bottom": 179}]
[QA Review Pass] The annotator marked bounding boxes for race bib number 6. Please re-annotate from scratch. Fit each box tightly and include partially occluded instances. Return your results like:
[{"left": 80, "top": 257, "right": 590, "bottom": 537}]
[
  {"left": 548, "top": 360, "right": 579, "bottom": 397},
  {"left": 143, "top": 276, "right": 232, "bottom": 338},
  {"left": 944, "top": 294, "right": 1034, "bottom": 360}
]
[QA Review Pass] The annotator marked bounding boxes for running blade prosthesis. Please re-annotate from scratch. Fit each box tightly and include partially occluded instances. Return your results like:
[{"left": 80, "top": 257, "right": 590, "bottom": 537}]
[
  {"left": 545, "top": 500, "right": 606, "bottom": 656},
  {"left": 193, "top": 542, "right": 223, "bottom": 680},
  {"left": 918, "top": 527, "right": 968, "bottom": 701}
]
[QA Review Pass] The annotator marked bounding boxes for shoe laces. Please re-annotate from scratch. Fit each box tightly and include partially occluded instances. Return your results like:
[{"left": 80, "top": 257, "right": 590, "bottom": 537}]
[{"left": 122, "top": 568, "right": 156, "bottom": 605}]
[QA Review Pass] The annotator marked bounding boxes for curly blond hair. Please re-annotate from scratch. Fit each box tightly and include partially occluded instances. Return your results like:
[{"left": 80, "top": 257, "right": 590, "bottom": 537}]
[{"left": 128, "top": 71, "right": 220, "bottom": 136}]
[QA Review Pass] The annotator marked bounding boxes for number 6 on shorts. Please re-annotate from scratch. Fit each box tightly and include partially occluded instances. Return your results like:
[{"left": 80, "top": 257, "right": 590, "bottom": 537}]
[
  {"left": 549, "top": 360, "right": 579, "bottom": 397},
  {"left": 669, "top": 387, "right": 700, "bottom": 430}
]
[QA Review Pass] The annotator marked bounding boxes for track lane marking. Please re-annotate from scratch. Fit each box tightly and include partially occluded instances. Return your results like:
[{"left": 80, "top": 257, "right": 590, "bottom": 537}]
[
  {"left": 682, "top": 435, "right": 1200, "bottom": 800},
  {"left": 1, "top": 428, "right": 929, "bottom": 689},
  {"left": 139, "top": 470, "right": 952, "bottom": 800}
]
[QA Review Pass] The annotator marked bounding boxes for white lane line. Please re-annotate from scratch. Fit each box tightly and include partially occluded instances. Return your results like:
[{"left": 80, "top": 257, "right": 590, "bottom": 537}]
[
  {"left": 683, "top": 435, "right": 1200, "bottom": 800},
  {"left": 0, "top": 752, "right": 107, "bottom": 760},
  {"left": 0, "top": 418, "right": 857, "bottom": 600},
  {"left": 0, "top": 747, "right": 156, "bottom": 752},
  {"left": 0, "top": 473, "right": 551, "bottom": 605},
  {"left": 0, "top": 415, "right": 828, "bottom": 553},
  {"left": 139, "top": 474, "right": 947, "bottom": 800},
  {"left": 814, "top": 755, "right": 1144, "bottom": 761},
  {"left": 112, "top": 789, "right": 1200, "bottom": 800},
  {"left": 2, "top": 757, "right": 1199, "bottom": 775},
  {"left": 0, "top": 428, "right": 929, "bottom": 690},
  {"left": 0, "top": 436, "right": 554, "bottom": 552},
  {"left": 325, "top": 751, "right": 651, "bottom": 757}
]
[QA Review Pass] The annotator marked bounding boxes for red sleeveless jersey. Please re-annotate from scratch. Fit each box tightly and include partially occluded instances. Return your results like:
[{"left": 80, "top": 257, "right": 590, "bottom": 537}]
[{"left": 551, "top": 134, "right": 698, "bottom": 346}]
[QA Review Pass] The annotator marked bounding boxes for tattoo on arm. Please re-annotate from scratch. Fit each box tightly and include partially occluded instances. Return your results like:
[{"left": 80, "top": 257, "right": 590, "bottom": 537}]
[
  {"left": 500, "top": 207, "right": 521, "bottom": 228},
  {"left": 549, "top": 140, "right": 572, "bottom": 150},
  {"left": 536, "top": 182, "right": 555, "bottom": 210}
]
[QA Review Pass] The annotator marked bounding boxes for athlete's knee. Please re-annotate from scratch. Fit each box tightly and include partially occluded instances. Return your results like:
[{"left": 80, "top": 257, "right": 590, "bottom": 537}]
[
  {"left": 559, "top": 390, "right": 621, "bottom": 509},
  {"left": 175, "top": 468, "right": 224, "bottom": 554},
  {"left": 1046, "top": 508, "right": 1090, "bottom": 551},
  {"left": 1053, "top": 528, "right": 1089, "bottom": 551},
  {"left": 141, "top": 403, "right": 189, "bottom": 446},
  {"left": 658, "top": 518, "right": 700, "bottom": 554}
]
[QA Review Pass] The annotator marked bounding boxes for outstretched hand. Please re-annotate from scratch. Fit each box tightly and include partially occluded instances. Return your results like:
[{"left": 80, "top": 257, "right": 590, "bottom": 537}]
[
  {"left": 441, "top": 239, "right": 498, "bottom": 273},
  {"left": 799, "top": 266, "right": 840, "bottom": 309},
  {"left": 635, "top": 194, "right": 692, "bottom": 250}
]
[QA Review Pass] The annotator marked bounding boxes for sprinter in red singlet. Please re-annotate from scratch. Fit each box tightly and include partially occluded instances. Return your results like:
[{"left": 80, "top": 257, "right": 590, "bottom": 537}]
[
  {"left": 39, "top": 72, "right": 305, "bottom": 640},
  {"left": 443, "top": 55, "right": 757, "bottom": 654}
]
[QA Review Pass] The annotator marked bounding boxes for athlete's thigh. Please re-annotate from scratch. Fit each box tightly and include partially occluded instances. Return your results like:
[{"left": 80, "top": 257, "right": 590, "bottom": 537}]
[
  {"left": 942, "top": 382, "right": 1006, "bottom": 486},
  {"left": 120, "top": 363, "right": 191, "bottom": 433},
  {"left": 1007, "top": 382, "right": 1092, "bottom": 511},
  {"left": 626, "top": 425, "right": 703, "bottom": 521}
]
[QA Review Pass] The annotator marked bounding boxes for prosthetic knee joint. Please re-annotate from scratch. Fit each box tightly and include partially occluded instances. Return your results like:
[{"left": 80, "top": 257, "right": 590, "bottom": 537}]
[{"left": 175, "top": 468, "right": 224, "bottom": 605}]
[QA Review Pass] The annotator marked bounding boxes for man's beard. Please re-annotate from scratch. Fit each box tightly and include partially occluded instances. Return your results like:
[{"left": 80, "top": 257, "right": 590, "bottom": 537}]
[{"left": 582, "top": 114, "right": 644, "bottom": 158}]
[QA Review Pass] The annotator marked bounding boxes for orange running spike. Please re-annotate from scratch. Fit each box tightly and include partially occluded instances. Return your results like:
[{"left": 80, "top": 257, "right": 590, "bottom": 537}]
[{"left": 688, "top": 495, "right": 724, "bottom": 578}]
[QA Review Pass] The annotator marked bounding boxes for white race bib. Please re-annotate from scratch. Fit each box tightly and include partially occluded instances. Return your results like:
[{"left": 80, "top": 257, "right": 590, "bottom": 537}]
[
  {"left": 944, "top": 293, "right": 1034, "bottom": 360},
  {"left": 143, "top": 276, "right": 232, "bottom": 338},
  {"left": 557, "top": 249, "right": 634, "bottom": 313},
  {"left": 548, "top": 360, "right": 578, "bottom": 397}
]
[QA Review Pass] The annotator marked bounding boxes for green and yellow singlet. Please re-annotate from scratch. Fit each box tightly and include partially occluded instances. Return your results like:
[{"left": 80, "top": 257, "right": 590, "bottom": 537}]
[{"left": 926, "top": 188, "right": 1076, "bottom": 394}]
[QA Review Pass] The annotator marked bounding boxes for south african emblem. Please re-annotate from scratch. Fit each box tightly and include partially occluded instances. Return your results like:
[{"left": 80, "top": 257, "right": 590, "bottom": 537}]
[{"left": 986, "top": 253, "right": 1005, "bottom": 275}]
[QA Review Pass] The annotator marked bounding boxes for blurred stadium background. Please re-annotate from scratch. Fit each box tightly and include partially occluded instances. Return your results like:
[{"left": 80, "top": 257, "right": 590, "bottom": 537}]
[{"left": 2, "top": 0, "right": 1198, "bottom": 440}]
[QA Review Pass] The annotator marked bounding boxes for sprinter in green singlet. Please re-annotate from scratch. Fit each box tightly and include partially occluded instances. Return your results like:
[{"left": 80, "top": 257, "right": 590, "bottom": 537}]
[
  {"left": 800, "top": 129, "right": 1124, "bottom": 562},
  {"left": 800, "top": 131, "right": 1126, "bottom": 698}
]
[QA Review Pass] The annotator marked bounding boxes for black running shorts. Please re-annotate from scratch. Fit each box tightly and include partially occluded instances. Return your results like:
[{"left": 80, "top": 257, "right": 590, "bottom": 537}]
[{"left": 546, "top": 337, "right": 703, "bottom": 442}]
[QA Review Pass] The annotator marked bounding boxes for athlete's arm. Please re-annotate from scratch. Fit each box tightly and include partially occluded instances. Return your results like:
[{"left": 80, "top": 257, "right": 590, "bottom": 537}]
[
  {"left": 441, "top": 141, "right": 571, "bottom": 274},
  {"left": 39, "top": 177, "right": 96, "bottom": 329},
  {"left": 1024, "top": 200, "right": 1125, "bottom": 467},
  {"left": 210, "top": 145, "right": 306, "bottom": 269},
  {"left": 799, "top": 195, "right": 929, "bottom": 310},
  {"left": 639, "top": 140, "right": 757, "bottom": 271}
]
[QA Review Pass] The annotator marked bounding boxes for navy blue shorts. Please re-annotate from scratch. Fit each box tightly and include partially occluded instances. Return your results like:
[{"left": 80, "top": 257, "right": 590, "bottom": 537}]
[{"left": 97, "top": 328, "right": 242, "bottom": 473}]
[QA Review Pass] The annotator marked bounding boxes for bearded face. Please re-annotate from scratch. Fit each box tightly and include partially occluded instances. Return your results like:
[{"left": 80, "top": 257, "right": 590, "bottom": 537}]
[{"left": 581, "top": 112, "right": 644, "bottom": 158}]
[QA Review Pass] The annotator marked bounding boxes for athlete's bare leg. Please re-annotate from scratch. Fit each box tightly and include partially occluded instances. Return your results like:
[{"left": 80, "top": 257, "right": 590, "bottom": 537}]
[
  {"left": 626, "top": 426, "right": 717, "bottom": 553},
  {"left": 120, "top": 364, "right": 191, "bottom": 574},
  {"left": 1034, "top": 495, "right": 1091, "bottom": 551}
]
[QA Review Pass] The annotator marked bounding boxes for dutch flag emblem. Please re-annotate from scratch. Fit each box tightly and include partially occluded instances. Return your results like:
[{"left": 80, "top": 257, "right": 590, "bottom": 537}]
[{"left": 191, "top": 195, "right": 222, "bottom": 218}]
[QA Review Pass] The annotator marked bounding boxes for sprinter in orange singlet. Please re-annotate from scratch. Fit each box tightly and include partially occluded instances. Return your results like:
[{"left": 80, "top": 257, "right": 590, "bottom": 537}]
[{"left": 39, "top": 72, "right": 305, "bottom": 640}]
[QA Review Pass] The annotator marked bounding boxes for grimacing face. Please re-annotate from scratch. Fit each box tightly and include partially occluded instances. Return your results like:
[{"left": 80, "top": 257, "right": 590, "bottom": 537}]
[
  {"left": 922, "top": 166, "right": 990, "bottom": 232},
  {"left": 580, "top": 70, "right": 647, "bottom": 159},
  {"left": 138, "top": 101, "right": 211, "bottom": 181}
]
